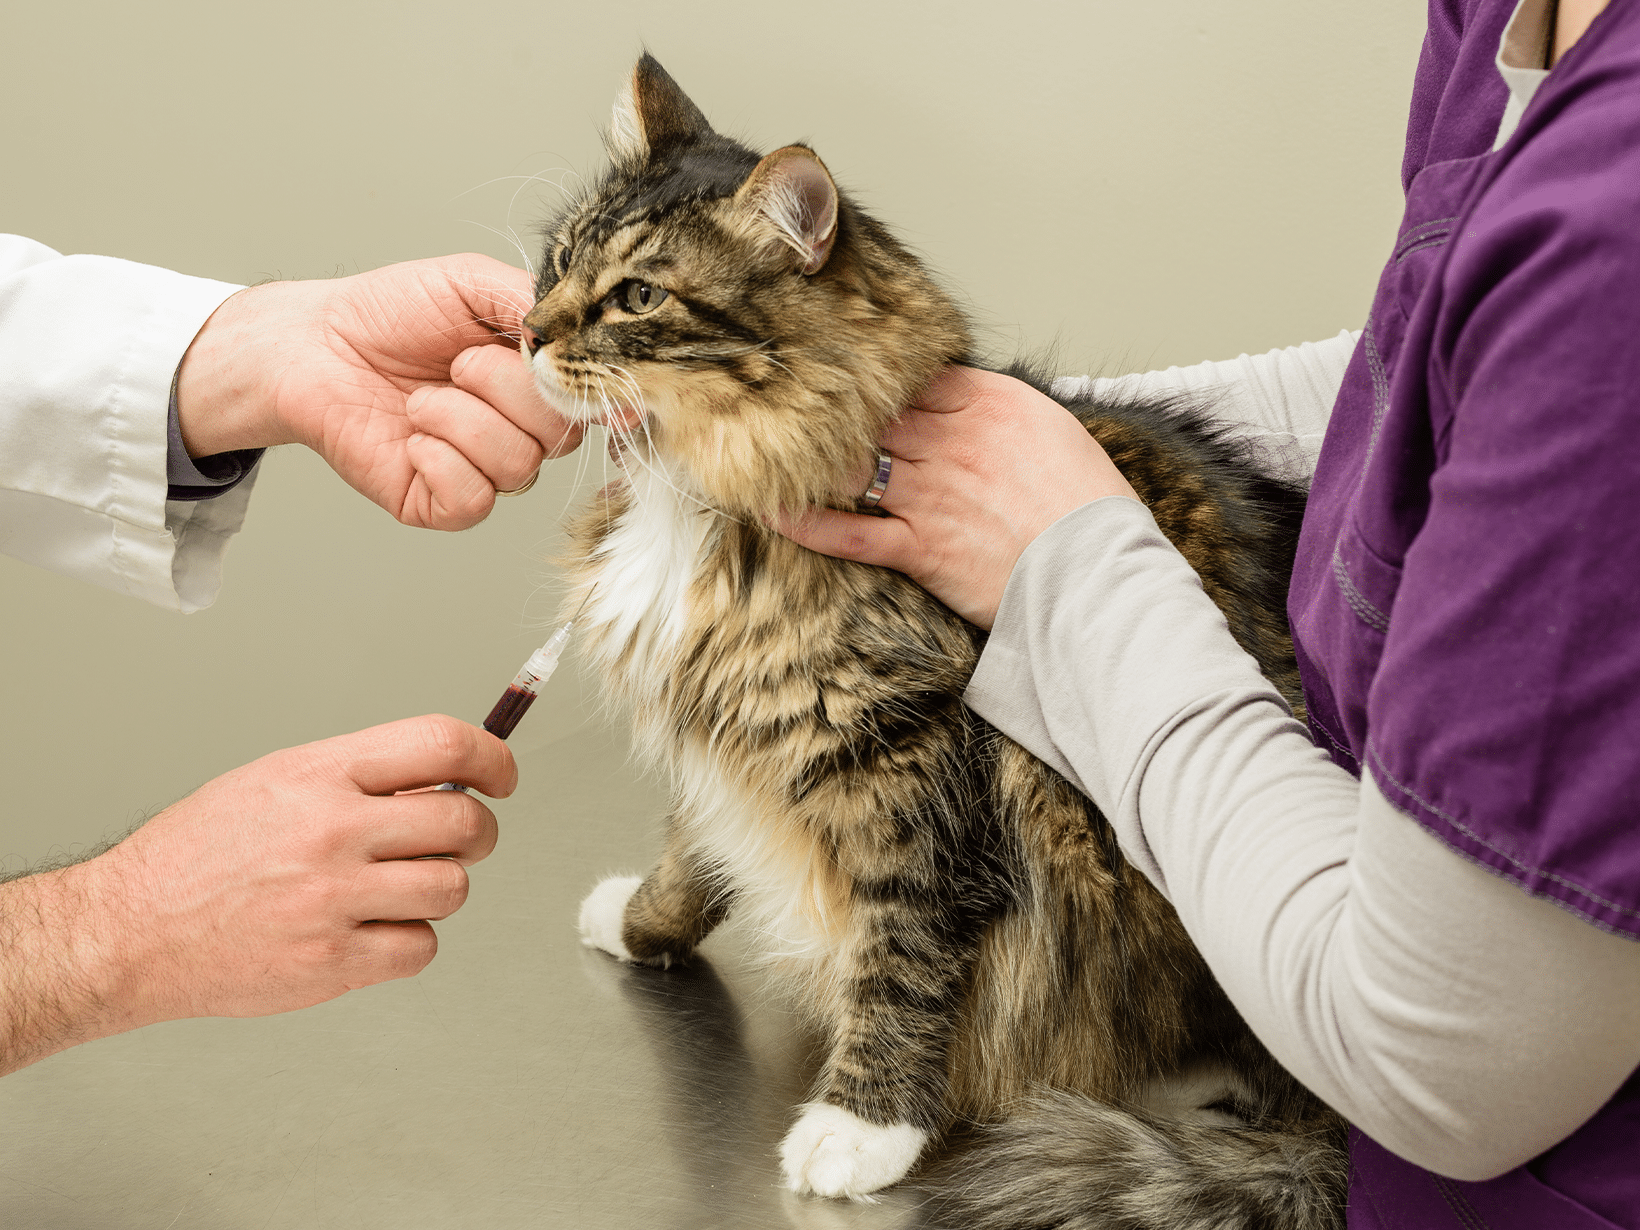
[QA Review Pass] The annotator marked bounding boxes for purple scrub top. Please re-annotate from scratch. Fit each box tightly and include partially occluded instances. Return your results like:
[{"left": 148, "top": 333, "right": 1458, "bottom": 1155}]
[{"left": 1289, "top": 0, "right": 1640, "bottom": 1223}]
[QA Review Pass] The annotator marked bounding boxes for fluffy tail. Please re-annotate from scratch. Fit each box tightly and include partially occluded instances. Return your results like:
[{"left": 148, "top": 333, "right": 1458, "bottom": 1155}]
[{"left": 937, "top": 1090, "right": 1348, "bottom": 1230}]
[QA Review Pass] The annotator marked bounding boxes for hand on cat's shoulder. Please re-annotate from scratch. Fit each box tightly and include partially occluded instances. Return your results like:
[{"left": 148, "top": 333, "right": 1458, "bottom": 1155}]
[{"left": 776, "top": 365, "right": 1136, "bottom": 629}]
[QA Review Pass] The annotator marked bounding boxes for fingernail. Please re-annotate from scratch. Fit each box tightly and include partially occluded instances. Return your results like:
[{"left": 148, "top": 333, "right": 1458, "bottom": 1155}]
[
  {"left": 407, "top": 387, "right": 430, "bottom": 415},
  {"left": 450, "top": 348, "right": 475, "bottom": 380}
]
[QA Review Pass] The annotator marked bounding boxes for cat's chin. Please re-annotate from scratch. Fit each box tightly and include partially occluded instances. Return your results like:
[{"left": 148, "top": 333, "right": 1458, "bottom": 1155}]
[{"left": 526, "top": 362, "right": 638, "bottom": 429}]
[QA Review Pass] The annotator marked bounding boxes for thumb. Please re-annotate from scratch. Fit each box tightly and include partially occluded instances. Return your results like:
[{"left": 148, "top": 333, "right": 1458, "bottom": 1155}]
[{"left": 451, "top": 345, "right": 585, "bottom": 460}]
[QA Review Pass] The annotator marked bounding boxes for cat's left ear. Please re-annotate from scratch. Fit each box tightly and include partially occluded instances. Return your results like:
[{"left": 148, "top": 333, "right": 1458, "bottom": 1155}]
[{"left": 736, "top": 146, "right": 839, "bottom": 276}]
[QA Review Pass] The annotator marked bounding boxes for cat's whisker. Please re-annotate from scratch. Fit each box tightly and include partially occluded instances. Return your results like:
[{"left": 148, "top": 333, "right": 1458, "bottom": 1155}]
[
  {"left": 455, "top": 168, "right": 579, "bottom": 199},
  {"left": 587, "top": 371, "right": 735, "bottom": 523},
  {"left": 459, "top": 220, "right": 538, "bottom": 277},
  {"left": 555, "top": 407, "right": 599, "bottom": 527},
  {"left": 447, "top": 283, "right": 533, "bottom": 315},
  {"left": 506, "top": 168, "right": 587, "bottom": 220}
]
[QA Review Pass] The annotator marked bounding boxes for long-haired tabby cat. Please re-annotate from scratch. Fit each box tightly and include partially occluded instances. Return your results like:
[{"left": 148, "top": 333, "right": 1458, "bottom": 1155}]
[{"left": 524, "top": 54, "right": 1345, "bottom": 1230}]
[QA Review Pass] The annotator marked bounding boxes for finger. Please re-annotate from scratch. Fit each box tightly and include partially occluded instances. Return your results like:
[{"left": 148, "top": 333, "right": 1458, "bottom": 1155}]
[
  {"left": 344, "top": 920, "right": 438, "bottom": 987},
  {"left": 402, "top": 431, "right": 497, "bottom": 530},
  {"left": 878, "top": 403, "right": 970, "bottom": 461},
  {"left": 451, "top": 345, "right": 585, "bottom": 461},
  {"left": 350, "top": 857, "right": 471, "bottom": 923},
  {"left": 775, "top": 505, "right": 921, "bottom": 572},
  {"left": 406, "top": 380, "right": 543, "bottom": 492},
  {"left": 365, "top": 791, "right": 500, "bottom": 866},
  {"left": 853, "top": 448, "right": 929, "bottom": 513},
  {"left": 325, "top": 715, "right": 518, "bottom": 800}
]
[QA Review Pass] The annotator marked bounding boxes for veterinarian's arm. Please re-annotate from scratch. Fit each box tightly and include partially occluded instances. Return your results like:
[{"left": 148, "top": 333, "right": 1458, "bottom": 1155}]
[
  {"left": 0, "top": 715, "right": 510, "bottom": 1077},
  {"left": 174, "top": 255, "right": 582, "bottom": 533},
  {"left": 1056, "top": 329, "right": 1357, "bottom": 487},
  {"left": 1, "top": 237, "right": 581, "bottom": 611},
  {"left": 0, "top": 234, "right": 246, "bottom": 611}
]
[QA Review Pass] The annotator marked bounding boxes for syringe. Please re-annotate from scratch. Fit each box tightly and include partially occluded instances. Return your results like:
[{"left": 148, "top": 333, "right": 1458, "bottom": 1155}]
[{"left": 435, "top": 590, "right": 593, "bottom": 792}]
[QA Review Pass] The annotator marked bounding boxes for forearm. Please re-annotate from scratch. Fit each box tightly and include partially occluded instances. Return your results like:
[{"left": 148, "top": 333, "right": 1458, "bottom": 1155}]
[
  {"left": 966, "top": 499, "right": 1640, "bottom": 1177},
  {"left": 0, "top": 868, "right": 125, "bottom": 1076},
  {"left": 1055, "top": 330, "right": 1358, "bottom": 487}
]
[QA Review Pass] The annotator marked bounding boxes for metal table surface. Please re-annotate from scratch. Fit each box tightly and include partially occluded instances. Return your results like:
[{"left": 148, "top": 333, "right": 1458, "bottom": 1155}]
[{"left": 0, "top": 723, "right": 942, "bottom": 1230}]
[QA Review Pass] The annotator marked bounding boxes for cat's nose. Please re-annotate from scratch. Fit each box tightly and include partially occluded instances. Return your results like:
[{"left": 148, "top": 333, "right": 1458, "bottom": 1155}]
[{"left": 521, "top": 324, "right": 545, "bottom": 357}]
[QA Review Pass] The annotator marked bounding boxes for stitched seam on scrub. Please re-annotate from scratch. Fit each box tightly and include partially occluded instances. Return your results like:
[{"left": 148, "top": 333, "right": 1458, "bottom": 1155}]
[
  {"left": 1309, "top": 713, "right": 1358, "bottom": 764},
  {"left": 1395, "top": 232, "right": 1453, "bottom": 262},
  {"left": 1431, "top": 1175, "right": 1491, "bottom": 1230},
  {"left": 1368, "top": 742, "right": 1640, "bottom": 920},
  {"left": 1331, "top": 543, "right": 1390, "bottom": 632},
  {"left": 1362, "top": 318, "right": 1391, "bottom": 471},
  {"left": 1393, "top": 215, "right": 1459, "bottom": 259}
]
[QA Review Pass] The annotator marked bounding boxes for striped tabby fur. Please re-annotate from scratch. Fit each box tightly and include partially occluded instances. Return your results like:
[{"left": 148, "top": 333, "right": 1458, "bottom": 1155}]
[{"left": 526, "top": 54, "right": 1344, "bottom": 1229}]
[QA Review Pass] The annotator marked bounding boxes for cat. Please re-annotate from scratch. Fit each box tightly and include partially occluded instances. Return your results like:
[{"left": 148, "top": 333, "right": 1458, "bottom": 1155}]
[{"left": 523, "top": 53, "right": 1346, "bottom": 1230}]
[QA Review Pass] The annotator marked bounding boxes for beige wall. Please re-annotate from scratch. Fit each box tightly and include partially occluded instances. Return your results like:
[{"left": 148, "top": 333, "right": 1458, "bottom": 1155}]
[{"left": 0, "top": 1, "right": 1427, "bottom": 864}]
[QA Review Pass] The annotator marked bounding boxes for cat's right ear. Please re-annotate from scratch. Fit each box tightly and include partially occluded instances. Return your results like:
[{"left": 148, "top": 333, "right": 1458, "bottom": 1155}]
[
  {"left": 736, "top": 146, "right": 840, "bottom": 276},
  {"left": 608, "top": 53, "right": 713, "bottom": 163}
]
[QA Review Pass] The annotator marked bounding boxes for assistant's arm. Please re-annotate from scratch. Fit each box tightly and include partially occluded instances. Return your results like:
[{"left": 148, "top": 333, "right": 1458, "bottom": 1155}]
[
  {"left": 967, "top": 498, "right": 1640, "bottom": 1180},
  {"left": 1058, "top": 329, "right": 1357, "bottom": 487}
]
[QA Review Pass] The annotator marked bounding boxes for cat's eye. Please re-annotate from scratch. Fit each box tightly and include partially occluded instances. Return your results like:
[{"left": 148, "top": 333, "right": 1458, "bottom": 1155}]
[
  {"left": 556, "top": 246, "right": 572, "bottom": 275},
  {"left": 620, "top": 280, "right": 669, "bottom": 314}
]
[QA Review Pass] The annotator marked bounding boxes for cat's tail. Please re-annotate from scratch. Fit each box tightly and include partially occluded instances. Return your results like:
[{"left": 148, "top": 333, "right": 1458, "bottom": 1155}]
[{"left": 936, "top": 1088, "right": 1348, "bottom": 1230}]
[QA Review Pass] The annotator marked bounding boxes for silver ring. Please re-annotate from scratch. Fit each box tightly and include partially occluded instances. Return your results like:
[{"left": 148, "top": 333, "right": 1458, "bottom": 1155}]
[
  {"left": 496, "top": 469, "right": 540, "bottom": 497},
  {"left": 859, "top": 452, "right": 892, "bottom": 509}
]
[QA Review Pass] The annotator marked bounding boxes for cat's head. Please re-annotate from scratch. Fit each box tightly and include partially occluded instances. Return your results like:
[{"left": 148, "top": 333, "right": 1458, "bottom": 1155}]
[{"left": 522, "top": 54, "right": 970, "bottom": 521}]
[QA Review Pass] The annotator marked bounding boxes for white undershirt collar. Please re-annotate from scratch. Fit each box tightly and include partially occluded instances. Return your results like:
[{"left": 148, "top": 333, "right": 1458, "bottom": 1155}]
[{"left": 1494, "top": 0, "right": 1555, "bottom": 148}]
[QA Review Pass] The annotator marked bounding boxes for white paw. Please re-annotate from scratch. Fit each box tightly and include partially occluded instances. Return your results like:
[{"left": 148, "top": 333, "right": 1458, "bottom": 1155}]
[
  {"left": 779, "top": 1102, "right": 927, "bottom": 1199},
  {"left": 578, "top": 875, "right": 643, "bottom": 961}
]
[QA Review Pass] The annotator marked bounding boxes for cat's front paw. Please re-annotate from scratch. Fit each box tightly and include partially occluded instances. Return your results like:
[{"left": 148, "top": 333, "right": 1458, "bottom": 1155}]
[
  {"left": 578, "top": 875, "right": 644, "bottom": 961},
  {"left": 779, "top": 1102, "right": 928, "bottom": 1200}
]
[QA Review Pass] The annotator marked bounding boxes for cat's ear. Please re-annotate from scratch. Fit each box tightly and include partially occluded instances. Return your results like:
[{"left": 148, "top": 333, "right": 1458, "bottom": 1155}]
[
  {"left": 736, "top": 146, "right": 840, "bottom": 276},
  {"left": 608, "top": 53, "right": 713, "bottom": 163}
]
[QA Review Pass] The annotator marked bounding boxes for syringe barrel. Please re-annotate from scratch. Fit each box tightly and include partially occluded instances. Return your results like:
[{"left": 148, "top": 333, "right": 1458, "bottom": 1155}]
[{"left": 483, "top": 685, "right": 539, "bottom": 739}]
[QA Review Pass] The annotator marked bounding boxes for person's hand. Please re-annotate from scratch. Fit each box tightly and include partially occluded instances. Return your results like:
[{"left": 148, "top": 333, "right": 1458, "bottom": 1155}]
[
  {"left": 777, "top": 367, "right": 1138, "bottom": 628},
  {"left": 175, "top": 255, "right": 582, "bottom": 530},
  {"left": 0, "top": 714, "right": 512, "bottom": 1075}
]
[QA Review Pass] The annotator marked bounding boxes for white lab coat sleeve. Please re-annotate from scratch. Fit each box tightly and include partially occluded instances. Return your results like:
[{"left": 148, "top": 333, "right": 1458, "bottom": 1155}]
[{"left": 0, "top": 234, "right": 249, "bottom": 613}]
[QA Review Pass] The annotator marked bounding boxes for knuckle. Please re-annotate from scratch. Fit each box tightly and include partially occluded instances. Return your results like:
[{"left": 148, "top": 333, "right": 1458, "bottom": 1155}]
[
  {"left": 460, "top": 343, "right": 500, "bottom": 381},
  {"left": 451, "top": 800, "right": 496, "bottom": 850},
  {"left": 379, "top": 922, "right": 438, "bottom": 978},
  {"left": 434, "top": 862, "right": 471, "bottom": 913},
  {"left": 415, "top": 714, "right": 471, "bottom": 765},
  {"left": 838, "top": 527, "right": 873, "bottom": 557}
]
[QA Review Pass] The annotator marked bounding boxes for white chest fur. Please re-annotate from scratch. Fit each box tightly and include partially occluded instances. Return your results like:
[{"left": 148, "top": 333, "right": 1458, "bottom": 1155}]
[
  {"left": 580, "top": 464, "right": 844, "bottom": 965},
  {"left": 580, "top": 459, "right": 711, "bottom": 705},
  {"left": 673, "top": 746, "right": 845, "bottom": 963}
]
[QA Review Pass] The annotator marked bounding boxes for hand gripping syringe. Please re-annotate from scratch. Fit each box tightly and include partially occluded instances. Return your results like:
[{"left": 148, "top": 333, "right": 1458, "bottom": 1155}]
[{"left": 436, "top": 591, "right": 592, "bottom": 792}]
